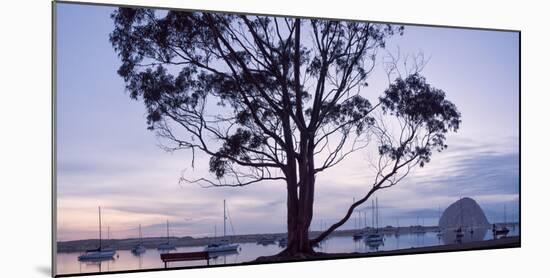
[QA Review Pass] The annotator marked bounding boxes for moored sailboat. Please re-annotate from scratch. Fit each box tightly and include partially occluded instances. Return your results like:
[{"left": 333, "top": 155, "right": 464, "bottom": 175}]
[
  {"left": 365, "top": 198, "right": 383, "bottom": 245},
  {"left": 131, "top": 224, "right": 146, "bottom": 255},
  {"left": 436, "top": 206, "right": 443, "bottom": 238},
  {"left": 157, "top": 220, "right": 176, "bottom": 252},
  {"left": 257, "top": 237, "right": 276, "bottom": 246},
  {"left": 78, "top": 207, "right": 116, "bottom": 261},
  {"left": 205, "top": 200, "right": 240, "bottom": 253},
  {"left": 353, "top": 210, "right": 368, "bottom": 240},
  {"left": 493, "top": 205, "right": 510, "bottom": 237}
]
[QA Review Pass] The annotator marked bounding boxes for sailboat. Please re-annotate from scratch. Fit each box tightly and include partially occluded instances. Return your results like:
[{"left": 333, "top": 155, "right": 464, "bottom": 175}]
[
  {"left": 204, "top": 200, "right": 240, "bottom": 253},
  {"left": 436, "top": 206, "right": 443, "bottom": 238},
  {"left": 131, "top": 224, "right": 146, "bottom": 255},
  {"left": 395, "top": 218, "right": 400, "bottom": 237},
  {"left": 157, "top": 220, "right": 176, "bottom": 252},
  {"left": 353, "top": 207, "right": 367, "bottom": 240},
  {"left": 365, "top": 197, "right": 383, "bottom": 245},
  {"left": 78, "top": 207, "right": 116, "bottom": 261},
  {"left": 102, "top": 226, "right": 116, "bottom": 253},
  {"left": 493, "top": 205, "right": 510, "bottom": 237},
  {"left": 257, "top": 237, "right": 276, "bottom": 246},
  {"left": 455, "top": 199, "right": 465, "bottom": 242},
  {"left": 352, "top": 198, "right": 364, "bottom": 240}
]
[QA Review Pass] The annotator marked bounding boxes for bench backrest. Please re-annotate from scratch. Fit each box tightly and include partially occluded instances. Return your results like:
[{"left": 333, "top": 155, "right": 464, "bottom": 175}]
[{"left": 160, "top": 251, "right": 209, "bottom": 261}]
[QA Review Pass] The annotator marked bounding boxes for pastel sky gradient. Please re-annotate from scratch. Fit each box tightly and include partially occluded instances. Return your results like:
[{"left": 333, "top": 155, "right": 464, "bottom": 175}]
[{"left": 55, "top": 3, "right": 519, "bottom": 241}]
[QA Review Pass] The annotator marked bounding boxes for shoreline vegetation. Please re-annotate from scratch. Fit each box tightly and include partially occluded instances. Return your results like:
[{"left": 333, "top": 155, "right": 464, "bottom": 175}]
[{"left": 57, "top": 223, "right": 518, "bottom": 253}]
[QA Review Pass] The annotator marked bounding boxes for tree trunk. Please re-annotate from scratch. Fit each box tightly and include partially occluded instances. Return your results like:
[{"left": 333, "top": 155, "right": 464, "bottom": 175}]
[
  {"left": 283, "top": 162, "right": 314, "bottom": 255},
  {"left": 282, "top": 134, "right": 316, "bottom": 256},
  {"left": 284, "top": 190, "right": 314, "bottom": 256},
  {"left": 280, "top": 17, "right": 316, "bottom": 257}
]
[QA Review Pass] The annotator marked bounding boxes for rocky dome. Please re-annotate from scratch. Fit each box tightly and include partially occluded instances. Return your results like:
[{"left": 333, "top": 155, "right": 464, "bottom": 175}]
[{"left": 439, "top": 197, "right": 489, "bottom": 229}]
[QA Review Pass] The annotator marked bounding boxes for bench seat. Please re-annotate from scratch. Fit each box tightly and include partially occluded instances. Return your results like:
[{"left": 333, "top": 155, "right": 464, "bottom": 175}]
[{"left": 160, "top": 251, "right": 210, "bottom": 268}]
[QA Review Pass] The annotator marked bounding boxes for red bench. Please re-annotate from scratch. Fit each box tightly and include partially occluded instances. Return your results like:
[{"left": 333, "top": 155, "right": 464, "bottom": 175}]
[{"left": 160, "top": 251, "right": 210, "bottom": 268}]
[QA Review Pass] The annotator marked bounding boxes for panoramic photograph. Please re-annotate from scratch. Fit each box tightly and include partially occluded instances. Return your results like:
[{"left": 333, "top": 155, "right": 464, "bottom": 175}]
[{"left": 54, "top": 2, "right": 520, "bottom": 276}]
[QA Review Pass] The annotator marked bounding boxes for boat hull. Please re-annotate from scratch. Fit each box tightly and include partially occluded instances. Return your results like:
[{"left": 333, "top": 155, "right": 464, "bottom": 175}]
[
  {"left": 364, "top": 234, "right": 384, "bottom": 245},
  {"left": 204, "top": 243, "right": 239, "bottom": 253},
  {"left": 78, "top": 250, "right": 116, "bottom": 261},
  {"left": 131, "top": 245, "right": 147, "bottom": 255}
]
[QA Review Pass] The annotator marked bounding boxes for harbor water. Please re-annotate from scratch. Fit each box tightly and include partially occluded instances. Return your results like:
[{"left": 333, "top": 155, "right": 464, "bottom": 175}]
[{"left": 57, "top": 226, "right": 519, "bottom": 275}]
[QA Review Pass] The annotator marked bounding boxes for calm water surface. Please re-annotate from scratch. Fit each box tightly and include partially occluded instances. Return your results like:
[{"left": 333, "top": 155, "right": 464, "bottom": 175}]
[{"left": 57, "top": 226, "right": 519, "bottom": 275}]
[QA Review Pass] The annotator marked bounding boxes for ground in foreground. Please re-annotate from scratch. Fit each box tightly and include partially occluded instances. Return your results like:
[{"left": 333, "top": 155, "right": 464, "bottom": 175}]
[{"left": 253, "top": 236, "right": 520, "bottom": 263}]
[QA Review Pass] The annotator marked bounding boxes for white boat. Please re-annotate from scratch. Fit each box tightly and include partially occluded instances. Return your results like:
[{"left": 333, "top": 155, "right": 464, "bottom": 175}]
[
  {"left": 365, "top": 233, "right": 383, "bottom": 244},
  {"left": 78, "top": 207, "right": 116, "bottom": 261},
  {"left": 205, "top": 200, "right": 240, "bottom": 253},
  {"left": 257, "top": 237, "right": 276, "bottom": 245},
  {"left": 78, "top": 248, "right": 116, "bottom": 261},
  {"left": 436, "top": 206, "right": 443, "bottom": 237},
  {"left": 493, "top": 205, "right": 510, "bottom": 237},
  {"left": 365, "top": 197, "right": 384, "bottom": 245},
  {"left": 395, "top": 218, "right": 401, "bottom": 237},
  {"left": 157, "top": 220, "right": 176, "bottom": 252},
  {"left": 353, "top": 230, "right": 365, "bottom": 240},
  {"left": 205, "top": 241, "right": 239, "bottom": 253},
  {"left": 131, "top": 224, "right": 146, "bottom": 255},
  {"left": 353, "top": 207, "right": 369, "bottom": 240},
  {"left": 131, "top": 245, "right": 146, "bottom": 255}
]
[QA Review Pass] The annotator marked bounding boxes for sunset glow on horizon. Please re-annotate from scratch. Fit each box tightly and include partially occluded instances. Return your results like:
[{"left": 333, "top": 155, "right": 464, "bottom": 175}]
[{"left": 55, "top": 3, "right": 519, "bottom": 242}]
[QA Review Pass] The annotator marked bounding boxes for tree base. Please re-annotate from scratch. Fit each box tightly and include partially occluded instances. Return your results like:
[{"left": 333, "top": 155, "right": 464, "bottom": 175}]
[{"left": 253, "top": 249, "right": 320, "bottom": 263}]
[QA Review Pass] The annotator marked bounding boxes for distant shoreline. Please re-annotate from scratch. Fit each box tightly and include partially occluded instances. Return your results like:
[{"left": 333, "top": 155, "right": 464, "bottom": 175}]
[{"left": 57, "top": 223, "right": 519, "bottom": 253}]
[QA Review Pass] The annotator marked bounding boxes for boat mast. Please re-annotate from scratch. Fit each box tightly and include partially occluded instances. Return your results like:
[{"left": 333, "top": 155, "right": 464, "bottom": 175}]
[
  {"left": 504, "top": 205, "right": 507, "bottom": 226},
  {"left": 460, "top": 199, "right": 463, "bottom": 228},
  {"left": 457, "top": 197, "right": 463, "bottom": 231},
  {"left": 353, "top": 197, "right": 356, "bottom": 229},
  {"left": 98, "top": 206, "right": 102, "bottom": 249},
  {"left": 376, "top": 197, "right": 379, "bottom": 230},
  {"left": 372, "top": 200, "right": 374, "bottom": 229},
  {"left": 166, "top": 220, "right": 170, "bottom": 245},
  {"left": 438, "top": 205, "right": 441, "bottom": 229},
  {"left": 223, "top": 199, "right": 227, "bottom": 238},
  {"left": 363, "top": 210, "right": 366, "bottom": 229},
  {"left": 139, "top": 224, "right": 142, "bottom": 244}
]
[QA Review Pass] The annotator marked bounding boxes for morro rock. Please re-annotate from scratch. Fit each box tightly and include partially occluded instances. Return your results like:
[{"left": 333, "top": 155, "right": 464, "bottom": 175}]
[{"left": 439, "top": 197, "right": 489, "bottom": 229}]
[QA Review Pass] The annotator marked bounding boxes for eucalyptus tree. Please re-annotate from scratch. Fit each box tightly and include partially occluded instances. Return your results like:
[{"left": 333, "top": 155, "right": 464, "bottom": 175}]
[{"left": 110, "top": 8, "right": 460, "bottom": 256}]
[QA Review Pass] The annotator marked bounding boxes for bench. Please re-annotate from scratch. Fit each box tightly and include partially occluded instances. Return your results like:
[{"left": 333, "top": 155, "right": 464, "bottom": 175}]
[{"left": 160, "top": 251, "right": 210, "bottom": 268}]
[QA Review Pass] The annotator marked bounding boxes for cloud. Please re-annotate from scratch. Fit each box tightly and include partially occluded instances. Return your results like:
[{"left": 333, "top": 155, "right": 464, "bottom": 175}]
[
  {"left": 414, "top": 152, "right": 519, "bottom": 196},
  {"left": 56, "top": 126, "right": 519, "bottom": 241}
]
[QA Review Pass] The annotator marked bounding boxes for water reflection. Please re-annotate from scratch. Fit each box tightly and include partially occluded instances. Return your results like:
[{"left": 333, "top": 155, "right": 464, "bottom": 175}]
[
  {"left": 78, "top": 258, "right": 115, "bottom": 273},
  {"left": 440, "top": 227, "right": 488, "bottom": 245},
  {"left": 57, "top": 226, "right": 518, "bottom": 276}
]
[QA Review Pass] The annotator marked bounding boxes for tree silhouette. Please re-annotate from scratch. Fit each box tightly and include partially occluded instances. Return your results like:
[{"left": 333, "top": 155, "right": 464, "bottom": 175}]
[{"left": 110, "top": 8, "right": 461, "bottom": 256}]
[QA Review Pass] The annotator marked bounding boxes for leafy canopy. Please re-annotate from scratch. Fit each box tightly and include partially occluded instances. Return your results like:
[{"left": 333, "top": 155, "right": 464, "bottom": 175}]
[{"left": 109, "top": 8, "right": 460, "bottom": 186}]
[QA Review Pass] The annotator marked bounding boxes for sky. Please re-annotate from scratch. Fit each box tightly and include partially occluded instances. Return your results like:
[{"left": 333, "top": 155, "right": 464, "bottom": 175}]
[{"left": 55, "top": 3, "right": 519, "bottom": 241}]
